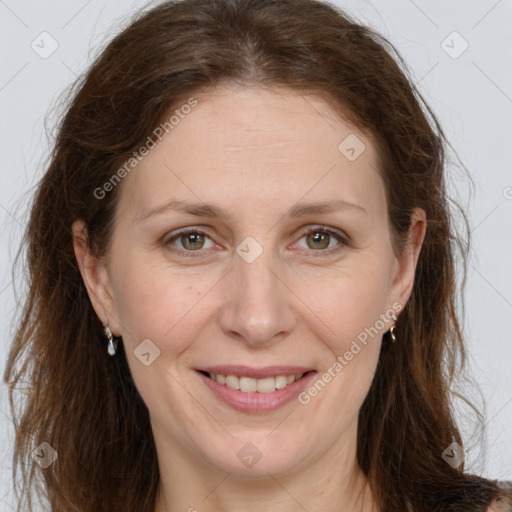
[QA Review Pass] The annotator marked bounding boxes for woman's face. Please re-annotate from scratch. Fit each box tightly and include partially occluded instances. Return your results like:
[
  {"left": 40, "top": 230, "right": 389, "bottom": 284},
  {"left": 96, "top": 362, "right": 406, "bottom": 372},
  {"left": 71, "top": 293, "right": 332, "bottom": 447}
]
[{"left": 76, "top": 85, "right": 424, "bottom": 480}]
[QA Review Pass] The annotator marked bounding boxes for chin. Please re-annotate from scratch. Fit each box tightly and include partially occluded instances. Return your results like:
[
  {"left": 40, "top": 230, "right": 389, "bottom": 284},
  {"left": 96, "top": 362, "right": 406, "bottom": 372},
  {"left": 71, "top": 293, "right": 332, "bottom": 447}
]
[{"left": 202, "top": 437, "right": 308, "bottom": 480}]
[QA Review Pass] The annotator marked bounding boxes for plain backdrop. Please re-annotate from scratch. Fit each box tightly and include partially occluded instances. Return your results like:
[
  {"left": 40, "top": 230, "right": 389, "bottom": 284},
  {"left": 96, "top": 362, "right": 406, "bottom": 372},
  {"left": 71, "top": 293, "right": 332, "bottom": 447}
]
[{"left": 1, "top": 0, "right": 511, "bottom": 509}]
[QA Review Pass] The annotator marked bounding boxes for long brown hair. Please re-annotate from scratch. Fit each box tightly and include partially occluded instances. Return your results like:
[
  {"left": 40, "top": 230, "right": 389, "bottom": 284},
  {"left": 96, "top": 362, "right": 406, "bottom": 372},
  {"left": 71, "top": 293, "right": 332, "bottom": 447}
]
[{"left": 4, "top": 0, "right": 511, "bottom": 511}]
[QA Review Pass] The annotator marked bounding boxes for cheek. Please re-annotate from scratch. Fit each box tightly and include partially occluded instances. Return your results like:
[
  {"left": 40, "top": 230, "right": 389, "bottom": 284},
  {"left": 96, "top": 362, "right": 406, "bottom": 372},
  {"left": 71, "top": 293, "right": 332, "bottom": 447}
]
[
  {"left": 300, "top": 261, "right": 393, "bottom": 349},
  {"left": 110, "top": 254, "right": 211, "bottom": 354},
  {"left": 291, "top": 266, "right": 389, "bottom": 435}
]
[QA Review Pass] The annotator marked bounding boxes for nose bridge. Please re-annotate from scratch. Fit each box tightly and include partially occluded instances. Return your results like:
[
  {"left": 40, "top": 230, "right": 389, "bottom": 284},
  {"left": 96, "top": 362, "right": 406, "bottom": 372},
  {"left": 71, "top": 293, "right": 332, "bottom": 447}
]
[
  {"left": 238, "top": 247, "right": 278, "bottom": 298},
  {"left": 217, "top": 242, "right": 296, "bottom": 345}
]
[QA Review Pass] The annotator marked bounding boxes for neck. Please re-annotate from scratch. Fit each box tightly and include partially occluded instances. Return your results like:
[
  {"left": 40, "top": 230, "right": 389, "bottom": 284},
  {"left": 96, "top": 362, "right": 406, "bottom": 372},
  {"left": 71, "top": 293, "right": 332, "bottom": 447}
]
[{"left": 155, "top": 469, "right": 375, "bottom": 512}]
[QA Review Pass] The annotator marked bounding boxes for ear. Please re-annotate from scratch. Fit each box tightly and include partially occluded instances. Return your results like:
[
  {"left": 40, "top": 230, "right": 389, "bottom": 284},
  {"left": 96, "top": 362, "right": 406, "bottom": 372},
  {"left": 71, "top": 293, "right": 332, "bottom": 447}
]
[
  {"left": 388, "top": 207, "right": 427, "bottom": 313},
  {"left": 72, "top": 220, "right": 122, "bottom": 336}
]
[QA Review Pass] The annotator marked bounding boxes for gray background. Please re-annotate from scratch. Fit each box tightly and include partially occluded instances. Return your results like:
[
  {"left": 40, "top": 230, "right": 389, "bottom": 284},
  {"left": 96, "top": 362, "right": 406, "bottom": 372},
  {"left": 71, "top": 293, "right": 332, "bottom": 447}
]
[{"left": 1, "top": 0, "right": 511, "bottom": 509}]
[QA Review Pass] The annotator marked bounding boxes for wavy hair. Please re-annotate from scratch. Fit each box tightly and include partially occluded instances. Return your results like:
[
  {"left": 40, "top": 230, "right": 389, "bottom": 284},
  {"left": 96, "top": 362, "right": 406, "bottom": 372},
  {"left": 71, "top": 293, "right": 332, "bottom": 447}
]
[{"left": 4, "top": 0, "right": 511, "bottom": 510}]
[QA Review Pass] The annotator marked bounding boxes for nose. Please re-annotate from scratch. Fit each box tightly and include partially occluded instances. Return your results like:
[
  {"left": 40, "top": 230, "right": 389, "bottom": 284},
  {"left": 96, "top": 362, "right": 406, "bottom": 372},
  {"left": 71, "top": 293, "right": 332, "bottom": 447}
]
[{"left": 217, "top": 248, "right": 297, "bottom": 347}]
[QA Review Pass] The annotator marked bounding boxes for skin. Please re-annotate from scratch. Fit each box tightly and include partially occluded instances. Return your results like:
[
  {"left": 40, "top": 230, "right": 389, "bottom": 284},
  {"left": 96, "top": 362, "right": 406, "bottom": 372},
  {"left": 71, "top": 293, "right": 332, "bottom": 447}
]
[{"left": 73, "top": 84, "right": 426, "bottom": 512}]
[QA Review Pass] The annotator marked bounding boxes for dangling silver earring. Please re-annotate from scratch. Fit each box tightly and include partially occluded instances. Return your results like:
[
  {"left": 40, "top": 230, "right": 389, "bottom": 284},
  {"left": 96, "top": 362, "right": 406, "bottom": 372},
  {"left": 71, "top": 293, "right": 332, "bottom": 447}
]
[
  {"left": 389, "top": 325, "right": 397, "bottom": 343},
  {"left": 104, "top": 322, "right": 118, "bottom": 356}
]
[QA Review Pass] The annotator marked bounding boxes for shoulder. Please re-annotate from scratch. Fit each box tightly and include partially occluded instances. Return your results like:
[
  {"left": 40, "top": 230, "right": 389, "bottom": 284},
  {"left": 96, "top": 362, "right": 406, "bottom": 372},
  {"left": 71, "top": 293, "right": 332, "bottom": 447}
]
[{"left": 485, "top": 481, "right": 512, "bottom": 512}]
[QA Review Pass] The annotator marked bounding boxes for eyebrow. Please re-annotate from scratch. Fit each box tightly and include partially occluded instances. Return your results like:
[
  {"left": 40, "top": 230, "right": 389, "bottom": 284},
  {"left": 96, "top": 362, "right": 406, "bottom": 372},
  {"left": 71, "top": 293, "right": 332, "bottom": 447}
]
[{"left": 135, "top": 198, "right": 366, "bottom": 223}]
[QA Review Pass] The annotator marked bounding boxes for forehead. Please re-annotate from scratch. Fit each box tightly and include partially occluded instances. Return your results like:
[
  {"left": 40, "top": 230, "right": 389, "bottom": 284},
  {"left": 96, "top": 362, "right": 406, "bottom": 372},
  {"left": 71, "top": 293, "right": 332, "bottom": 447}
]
[{"left": 115, "top": 85, "right": 386, "bottom": 223}]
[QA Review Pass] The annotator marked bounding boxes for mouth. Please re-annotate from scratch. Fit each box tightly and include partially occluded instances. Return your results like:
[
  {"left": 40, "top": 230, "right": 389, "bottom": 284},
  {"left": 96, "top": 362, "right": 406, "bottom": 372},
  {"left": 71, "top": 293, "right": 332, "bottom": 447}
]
[
  {"left": 197, "top": 370, "right": 314, "bottom": 393},
  {"left": 195, "top": 366, "right": 317, "bottom": 413}
]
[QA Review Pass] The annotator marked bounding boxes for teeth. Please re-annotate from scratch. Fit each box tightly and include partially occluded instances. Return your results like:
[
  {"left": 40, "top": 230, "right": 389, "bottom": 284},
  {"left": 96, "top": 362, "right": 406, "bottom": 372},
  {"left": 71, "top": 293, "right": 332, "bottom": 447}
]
[
  {"left": 225, "top": 374, "right": 239, "bottom": 390},
  {"left": 275, "top": 376, "right": 288, "bottom": 389},
  {"left": 240, "top": 377, "right": 257, "bottom": 392},
  {"left": 207, "top": 372, "right": 306, "bottom": 393}
]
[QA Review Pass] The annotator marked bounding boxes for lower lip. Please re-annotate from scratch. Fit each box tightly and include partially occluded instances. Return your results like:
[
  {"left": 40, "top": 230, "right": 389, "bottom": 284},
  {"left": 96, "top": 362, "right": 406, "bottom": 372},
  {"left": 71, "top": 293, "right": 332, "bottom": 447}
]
[{"left": 196, "top": 371, "right": 317, "bottom": 413}]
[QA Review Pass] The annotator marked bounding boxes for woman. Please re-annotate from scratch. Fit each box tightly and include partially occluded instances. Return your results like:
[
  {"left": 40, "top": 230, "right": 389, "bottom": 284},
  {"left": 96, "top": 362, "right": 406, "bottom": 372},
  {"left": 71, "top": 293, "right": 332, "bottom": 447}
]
[{"left": 4, "top": 0, "right": 511, "bottom": 511}]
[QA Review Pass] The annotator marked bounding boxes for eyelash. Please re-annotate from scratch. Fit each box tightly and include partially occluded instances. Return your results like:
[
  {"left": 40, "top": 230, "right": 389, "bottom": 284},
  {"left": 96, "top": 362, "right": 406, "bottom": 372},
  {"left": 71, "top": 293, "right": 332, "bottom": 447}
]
[{"left": 163, "top": 225, "right": 349, "bottom": 259}]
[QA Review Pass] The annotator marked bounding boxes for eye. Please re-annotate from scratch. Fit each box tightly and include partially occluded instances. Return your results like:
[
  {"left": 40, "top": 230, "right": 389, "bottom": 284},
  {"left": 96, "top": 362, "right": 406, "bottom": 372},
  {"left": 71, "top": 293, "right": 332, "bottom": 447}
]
[
  {"left": 294, "top": 226, "right": 348, "bottom": 255},
  {"left": 163, "top": 225, "right": 349, "bottom": 259},
  {"left": 164, "top": 227, "right": 216, "bottom": 257}
]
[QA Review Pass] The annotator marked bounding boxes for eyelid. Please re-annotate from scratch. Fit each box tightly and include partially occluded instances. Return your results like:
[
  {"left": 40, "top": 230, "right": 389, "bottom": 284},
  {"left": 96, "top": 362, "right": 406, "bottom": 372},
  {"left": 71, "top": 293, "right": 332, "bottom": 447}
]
[
  {"left": 166, "top": 226, "right": 211, "bottom": 240},
  {"left": 297, "top": 224, "right": 348, "bottom": 241}
]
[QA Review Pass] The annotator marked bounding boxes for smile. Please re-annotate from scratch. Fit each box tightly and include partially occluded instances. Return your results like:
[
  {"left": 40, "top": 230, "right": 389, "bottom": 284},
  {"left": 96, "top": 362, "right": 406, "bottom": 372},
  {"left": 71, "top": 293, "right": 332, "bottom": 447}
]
[
  {"left": 196, "top": 366, "right": 317, "bottom": 412},
  {"left": 201, "top": 371, "right": 307, "bottom": 393}
]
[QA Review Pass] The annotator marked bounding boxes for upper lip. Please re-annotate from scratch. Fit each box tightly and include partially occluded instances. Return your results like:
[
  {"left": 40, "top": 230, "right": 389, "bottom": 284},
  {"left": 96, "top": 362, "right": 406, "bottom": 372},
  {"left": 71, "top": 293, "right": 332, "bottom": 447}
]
[{"left": 197, "top": 365, "right": 315, "bottom": 379}]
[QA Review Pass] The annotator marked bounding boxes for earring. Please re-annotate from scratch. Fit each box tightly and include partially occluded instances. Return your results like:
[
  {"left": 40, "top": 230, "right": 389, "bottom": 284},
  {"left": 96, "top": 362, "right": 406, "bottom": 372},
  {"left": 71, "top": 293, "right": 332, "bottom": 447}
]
[
  {"left": 104, "top": 322, "right": 118, "bottom": 356},
  {"left": 389, "top": 325, "right": 397, "bottom": 343}
]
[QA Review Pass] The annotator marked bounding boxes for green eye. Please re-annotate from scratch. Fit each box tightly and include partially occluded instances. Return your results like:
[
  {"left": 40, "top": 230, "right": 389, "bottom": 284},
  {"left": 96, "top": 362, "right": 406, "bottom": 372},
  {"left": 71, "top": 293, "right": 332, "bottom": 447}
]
[
  {"left": 165, "top": 228, "right": 215, "bottom": 257},
  {"left": 164, "top": 225, "right": 348, "bottom": 259},
  {"left": 305, "top": 230, "right": 331, "bottom": 250},
  {"left": 296, "top": 226, "right": 348, "bottom": 255},
  {"left": 179, "top": 232, "right": 207, "bottom": 251}
]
